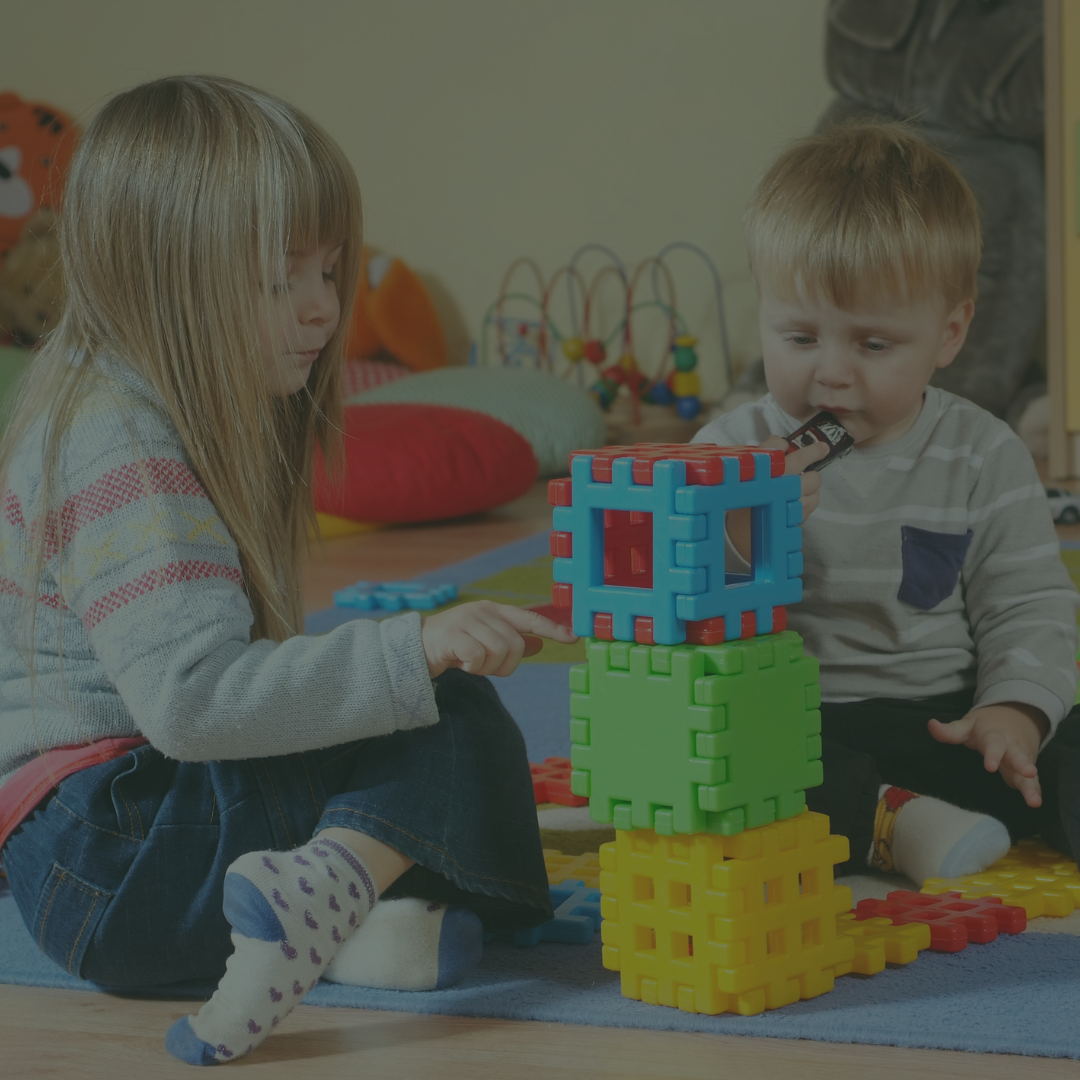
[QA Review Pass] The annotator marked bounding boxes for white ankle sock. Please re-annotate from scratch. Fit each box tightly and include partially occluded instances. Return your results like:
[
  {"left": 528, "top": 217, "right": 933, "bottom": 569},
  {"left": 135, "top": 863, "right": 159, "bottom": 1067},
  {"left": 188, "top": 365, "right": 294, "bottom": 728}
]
[
  {"left": 165, "top": 837, "right": 376, "bottom": 1065},
  {"left": 872, "top": 783, "right": 1011, "bottom": 886},
  {"left": 323, "top": 896, "right": 483, "bottom": 990}
]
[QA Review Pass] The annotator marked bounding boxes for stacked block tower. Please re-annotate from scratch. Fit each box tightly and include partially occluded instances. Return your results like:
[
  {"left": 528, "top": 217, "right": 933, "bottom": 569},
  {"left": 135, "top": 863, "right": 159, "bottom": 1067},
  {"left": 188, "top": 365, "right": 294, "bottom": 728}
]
[{"left": 548, "top": 444, "right": 856, "bottom": 1015}]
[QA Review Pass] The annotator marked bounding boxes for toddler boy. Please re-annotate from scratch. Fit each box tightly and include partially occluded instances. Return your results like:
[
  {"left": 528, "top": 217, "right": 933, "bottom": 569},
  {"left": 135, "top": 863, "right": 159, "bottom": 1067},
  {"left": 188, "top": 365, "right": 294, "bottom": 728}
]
[{"left": 695, "top": 121, "right": 1080, "bottom": 884}]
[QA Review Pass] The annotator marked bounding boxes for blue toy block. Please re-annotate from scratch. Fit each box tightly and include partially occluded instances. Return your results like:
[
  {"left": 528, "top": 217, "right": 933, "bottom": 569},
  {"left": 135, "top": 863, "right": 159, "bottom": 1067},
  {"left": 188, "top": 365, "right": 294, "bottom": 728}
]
[
  {"left": 512, "top": 880, "right": 604, "bottom": 946},
  {"left": 333, "top": 581, "right": 458, "bottom": 611},
  {"left": 550, "top": 449, "right": 802, "bottom": 644}
]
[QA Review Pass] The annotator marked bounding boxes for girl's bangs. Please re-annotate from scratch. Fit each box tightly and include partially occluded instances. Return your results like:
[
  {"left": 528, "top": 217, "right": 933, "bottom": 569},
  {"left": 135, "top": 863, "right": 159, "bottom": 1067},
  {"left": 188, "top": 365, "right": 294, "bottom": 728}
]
[{"left": 284, "top": 143, "right": 358, "bottom": 253}]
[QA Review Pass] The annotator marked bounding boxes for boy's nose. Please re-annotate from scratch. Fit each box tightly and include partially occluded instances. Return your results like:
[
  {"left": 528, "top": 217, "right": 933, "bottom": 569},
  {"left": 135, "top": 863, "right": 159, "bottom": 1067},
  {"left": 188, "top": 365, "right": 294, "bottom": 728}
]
[{"left": 815, "top": 349, "right": 853, "bottom": 387}]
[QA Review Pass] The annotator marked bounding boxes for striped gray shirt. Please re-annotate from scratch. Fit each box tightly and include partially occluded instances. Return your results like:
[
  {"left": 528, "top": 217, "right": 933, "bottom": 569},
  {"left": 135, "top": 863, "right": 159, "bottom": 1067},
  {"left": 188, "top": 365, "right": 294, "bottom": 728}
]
[{"left": 693, "top": 387, "right": 1079, "bottom": 733}]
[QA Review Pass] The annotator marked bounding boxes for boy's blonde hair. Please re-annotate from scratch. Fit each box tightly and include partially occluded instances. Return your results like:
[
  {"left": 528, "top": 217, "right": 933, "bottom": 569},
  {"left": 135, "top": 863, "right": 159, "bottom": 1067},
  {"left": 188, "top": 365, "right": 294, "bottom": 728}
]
[
  {"left": 745, "top": 120, "right": 981, "bottom": 310},
  {"left": 0, "top": 75, "right": 362, "bottom": 644}
]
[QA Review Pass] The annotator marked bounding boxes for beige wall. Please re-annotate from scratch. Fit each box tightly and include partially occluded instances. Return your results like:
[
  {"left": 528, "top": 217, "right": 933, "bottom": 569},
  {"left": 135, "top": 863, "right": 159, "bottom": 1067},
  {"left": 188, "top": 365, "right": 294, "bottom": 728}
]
[{"left": 4, "top": 0, "right": 833, "bottom": 402}]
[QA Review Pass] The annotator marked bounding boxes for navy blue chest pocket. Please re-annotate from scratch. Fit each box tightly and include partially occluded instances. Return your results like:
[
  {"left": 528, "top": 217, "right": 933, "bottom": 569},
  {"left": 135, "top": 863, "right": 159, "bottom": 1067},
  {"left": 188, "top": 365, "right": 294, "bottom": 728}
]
[{"left": 897, "top": 525, "right": 974, "bottom": 611}]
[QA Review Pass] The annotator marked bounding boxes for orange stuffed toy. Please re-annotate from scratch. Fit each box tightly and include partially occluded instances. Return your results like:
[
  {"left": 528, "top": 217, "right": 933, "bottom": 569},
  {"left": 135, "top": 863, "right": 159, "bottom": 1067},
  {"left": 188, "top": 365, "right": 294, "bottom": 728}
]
[
  {"left": 0, "top": 93, "right": 77, "bottom": 266},
  {"left": 345, "top": 248, "right": 448, "bottom": 370}
]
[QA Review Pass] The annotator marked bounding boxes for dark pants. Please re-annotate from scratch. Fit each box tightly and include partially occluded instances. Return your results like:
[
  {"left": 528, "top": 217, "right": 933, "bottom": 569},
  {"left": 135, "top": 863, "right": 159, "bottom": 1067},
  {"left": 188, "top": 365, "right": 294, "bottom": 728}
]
[
  {"left": 808, "top": 689, "right": 1080, "bottom": 875},
  {"left": 1, "top": 668, "right": 553, "bottom": 988}
]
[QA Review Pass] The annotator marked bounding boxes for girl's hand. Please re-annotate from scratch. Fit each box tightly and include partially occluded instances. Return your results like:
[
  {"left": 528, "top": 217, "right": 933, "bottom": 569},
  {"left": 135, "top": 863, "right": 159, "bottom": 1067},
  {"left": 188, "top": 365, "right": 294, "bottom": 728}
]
[
  {"left": 421, "top": 600, "right": 578, "bottom": 679},
  {"left": 727, "top": 435, "right": 828, "bottom": 561},
  {"left": 928, "top": 702, "right": 1049, "bottom": 808}
]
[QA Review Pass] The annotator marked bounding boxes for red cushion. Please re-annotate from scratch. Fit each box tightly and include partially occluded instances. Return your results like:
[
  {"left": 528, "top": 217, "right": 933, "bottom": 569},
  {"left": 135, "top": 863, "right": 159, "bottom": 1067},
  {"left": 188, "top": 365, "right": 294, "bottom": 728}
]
[{"left": 314, "top": 403, "right": 539, "bottom": 523}]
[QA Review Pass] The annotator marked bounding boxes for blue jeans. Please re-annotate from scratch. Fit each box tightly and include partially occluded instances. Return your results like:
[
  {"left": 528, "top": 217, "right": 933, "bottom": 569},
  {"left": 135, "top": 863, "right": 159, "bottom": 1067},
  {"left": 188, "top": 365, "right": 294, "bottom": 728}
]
[{"left": 1, "top": 669, "right": 553, "bottom": 988}]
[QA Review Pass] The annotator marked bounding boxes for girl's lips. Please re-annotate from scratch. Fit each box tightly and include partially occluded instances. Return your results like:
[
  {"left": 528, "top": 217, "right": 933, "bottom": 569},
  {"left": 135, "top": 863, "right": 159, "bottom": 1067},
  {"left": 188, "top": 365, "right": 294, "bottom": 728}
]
[{"left": 295, "top": 349, "right": 320, "bottom": 364}]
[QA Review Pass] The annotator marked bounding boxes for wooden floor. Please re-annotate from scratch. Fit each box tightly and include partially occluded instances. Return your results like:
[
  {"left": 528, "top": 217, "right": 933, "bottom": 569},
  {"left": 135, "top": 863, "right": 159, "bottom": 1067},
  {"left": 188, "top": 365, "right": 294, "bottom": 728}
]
[{"left": 4, "top": 479, "right": 1080, "bottom": 1078}]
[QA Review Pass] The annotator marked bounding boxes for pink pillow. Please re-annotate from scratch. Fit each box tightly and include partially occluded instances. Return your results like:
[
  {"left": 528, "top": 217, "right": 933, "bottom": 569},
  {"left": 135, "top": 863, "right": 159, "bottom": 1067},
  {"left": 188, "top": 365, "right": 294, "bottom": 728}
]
[{"left": 314, "top": 402, "right": 539, "bottom": 523}]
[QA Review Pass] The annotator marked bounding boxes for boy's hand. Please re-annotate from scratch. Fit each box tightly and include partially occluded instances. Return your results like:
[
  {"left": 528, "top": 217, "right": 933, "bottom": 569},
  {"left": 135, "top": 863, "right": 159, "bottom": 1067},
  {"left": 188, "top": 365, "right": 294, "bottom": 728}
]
[
  {"left": 928, "top": 702, "right": 1049, "bottom": 808},
  {"left": 728, "top": 436, "right": 828, "bottom": 562},
  {"left": 421, "top": 600, "right": 578, "bottom": 679}
]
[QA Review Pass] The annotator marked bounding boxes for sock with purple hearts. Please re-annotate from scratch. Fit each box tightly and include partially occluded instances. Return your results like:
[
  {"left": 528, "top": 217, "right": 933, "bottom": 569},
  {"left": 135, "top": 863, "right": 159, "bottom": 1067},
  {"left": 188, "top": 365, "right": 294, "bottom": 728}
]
[{"left": 165, "top": 836, "right": 377, "bottom": 1065}]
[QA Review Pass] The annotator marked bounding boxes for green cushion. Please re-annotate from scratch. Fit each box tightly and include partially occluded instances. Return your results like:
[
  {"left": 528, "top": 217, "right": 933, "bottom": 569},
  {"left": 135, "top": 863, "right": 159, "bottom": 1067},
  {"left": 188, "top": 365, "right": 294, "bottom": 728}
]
[{"left": 350, "top": 367, "right": 606, "bottom": 477}]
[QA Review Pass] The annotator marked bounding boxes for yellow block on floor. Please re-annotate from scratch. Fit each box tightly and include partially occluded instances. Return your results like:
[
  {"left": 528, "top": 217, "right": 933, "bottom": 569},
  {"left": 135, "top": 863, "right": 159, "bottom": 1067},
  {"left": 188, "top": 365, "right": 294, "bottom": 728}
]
[
  {"left": 835, "top": 913, "right": 931, "bottom": 974},
  {"left": 598, "top": 811, "right": 854, "bottom": 1016},
  {"left": 545, "top": 849, "right": 602, "bottom": 888},
  {"left": 920, "top": 837, "right": 1080, "bottom": 919}
]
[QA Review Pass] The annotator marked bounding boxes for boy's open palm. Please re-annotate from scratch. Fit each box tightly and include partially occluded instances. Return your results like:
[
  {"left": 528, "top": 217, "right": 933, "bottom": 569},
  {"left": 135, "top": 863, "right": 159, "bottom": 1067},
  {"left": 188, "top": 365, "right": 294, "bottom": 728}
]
[
  {"left": 422, "top": 600, "right": 578, "bottom": 679},
  {"left": 928, "top": 703, "right": 1049, "bottom": 808}
]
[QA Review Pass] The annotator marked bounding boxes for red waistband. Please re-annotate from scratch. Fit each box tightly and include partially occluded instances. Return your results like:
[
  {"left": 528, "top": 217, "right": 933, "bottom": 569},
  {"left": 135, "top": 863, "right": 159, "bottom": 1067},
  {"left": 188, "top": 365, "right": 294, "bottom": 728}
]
[{"left": 0, "top": 737, "right": 150, "bottom": 853}]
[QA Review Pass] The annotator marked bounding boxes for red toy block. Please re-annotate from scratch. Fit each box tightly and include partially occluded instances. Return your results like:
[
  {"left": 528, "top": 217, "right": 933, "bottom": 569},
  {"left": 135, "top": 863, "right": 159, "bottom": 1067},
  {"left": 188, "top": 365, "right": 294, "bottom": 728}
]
[
  {"left": 548, "top": 477, "right": 573, "bottom": 506},
  {"left": 573, "top": 443, "right": 786, "bottom": 486},
  {"left": 550, "top": 531, "right": 573, "bottom": 558},
  {"left": 593, "top": 612, "right": 614, "bottom": 640},
  {"left": 682, "top": 608, "right": 787, "bottom": 645},
  {"left": 531, "top": 757, "right": 589, "bottom": 806},
  {"left": 552, "top": 582, "right": 573, "bottom": 609},
  {"left": 634, "top": 616, "right": 654, "bottom": 644},
  {"left": 853, "top": 890, "right": 1026, "bottom": 953},
  {"left": 603, "top": 509, "right": 653, "bottom": 588},
  {"left": 525, "top": 602, "right": 573, "bottom": 628}
]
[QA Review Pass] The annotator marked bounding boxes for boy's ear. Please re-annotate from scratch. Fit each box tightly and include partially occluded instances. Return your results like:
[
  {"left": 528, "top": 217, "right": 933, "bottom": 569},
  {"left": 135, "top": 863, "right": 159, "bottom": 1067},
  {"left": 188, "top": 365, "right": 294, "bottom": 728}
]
[{"left": 936, "top": 300, "right": 975, "bottom": 370}]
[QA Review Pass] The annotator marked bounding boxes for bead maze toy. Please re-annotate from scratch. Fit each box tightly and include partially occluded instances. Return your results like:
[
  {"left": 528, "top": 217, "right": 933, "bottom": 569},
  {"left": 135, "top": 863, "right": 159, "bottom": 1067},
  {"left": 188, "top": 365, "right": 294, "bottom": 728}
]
[{"left": 479, "top": 243, "right": 734, "bottom": 424}]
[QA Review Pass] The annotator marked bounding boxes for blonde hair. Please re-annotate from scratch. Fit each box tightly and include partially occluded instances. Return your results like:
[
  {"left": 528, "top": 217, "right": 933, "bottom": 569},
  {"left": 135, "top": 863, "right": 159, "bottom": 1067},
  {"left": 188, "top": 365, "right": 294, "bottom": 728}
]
[
  {"left": 745, "top": 120, "right": 981, "bottom": 310},
  {"left": 0, "top": 74, "right": 361, "bottom": 645}
]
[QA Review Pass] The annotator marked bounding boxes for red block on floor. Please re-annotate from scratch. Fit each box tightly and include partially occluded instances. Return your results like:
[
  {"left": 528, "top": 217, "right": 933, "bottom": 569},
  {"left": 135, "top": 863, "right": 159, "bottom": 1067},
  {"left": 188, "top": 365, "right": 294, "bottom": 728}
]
[
  {"left": 531, "top": 757, "right": 589, "bottom": 807},
  {"left": 853, "top": 890, "right": 1027, "bottom": 953}
]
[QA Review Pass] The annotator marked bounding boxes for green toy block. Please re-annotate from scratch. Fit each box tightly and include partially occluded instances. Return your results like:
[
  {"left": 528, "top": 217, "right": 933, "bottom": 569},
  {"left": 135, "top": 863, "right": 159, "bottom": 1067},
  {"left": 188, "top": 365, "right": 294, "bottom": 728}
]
[{"left": 568, "top": 631, "right": 822, "bottom": 837}]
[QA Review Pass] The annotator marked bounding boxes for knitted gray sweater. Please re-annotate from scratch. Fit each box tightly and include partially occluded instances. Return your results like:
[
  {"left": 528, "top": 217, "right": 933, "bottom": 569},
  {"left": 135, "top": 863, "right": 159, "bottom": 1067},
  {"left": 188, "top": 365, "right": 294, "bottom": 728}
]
[
  {"left": 0, "top": 358, "right": 439, "bottom": 790},
  {"left": 694, "top": 388, "right": 1079, "bottom": 734}
]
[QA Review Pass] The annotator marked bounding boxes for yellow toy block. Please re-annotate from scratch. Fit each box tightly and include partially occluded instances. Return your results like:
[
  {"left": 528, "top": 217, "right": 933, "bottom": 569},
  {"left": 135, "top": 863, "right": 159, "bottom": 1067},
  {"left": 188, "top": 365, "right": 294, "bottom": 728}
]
[
  {"left": 835, "top": 913, "right": 931, "bottom": 975},
  {"left": 545, "top": 849, "right": 603, "bottom": 888},
  {"left": 921, "top": 837, "right": 1080, "bottom": 919},
  {"left": 598, "top": 811, "right": 854, "bottom": 1016}
]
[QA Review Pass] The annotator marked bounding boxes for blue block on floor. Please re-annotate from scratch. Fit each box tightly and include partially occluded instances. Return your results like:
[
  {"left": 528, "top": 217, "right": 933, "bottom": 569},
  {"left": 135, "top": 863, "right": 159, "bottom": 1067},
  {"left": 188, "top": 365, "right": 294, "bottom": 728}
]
[
  {"left": 512, "top": 880, "right": 603, "bottom": 946},
  {"left": 334, "top": 581, "right": 458, "bottom": 611}
]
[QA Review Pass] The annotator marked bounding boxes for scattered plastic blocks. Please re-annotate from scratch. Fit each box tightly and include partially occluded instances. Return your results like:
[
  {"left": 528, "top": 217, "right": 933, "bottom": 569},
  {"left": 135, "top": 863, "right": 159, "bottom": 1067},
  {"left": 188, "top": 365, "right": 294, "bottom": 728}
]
[
  {"left": 531, "top": 757, "right": 589, "bottom": 807},
  {"left": 545, "top": 849, "right": 602, "bottom": 888},
  {"left": 333, "top": 581, "right": 458, "bottom": 611},
  {"left": 513, "top": 880, "right": 603, "bottom": 946},
  {"left": 835, "top": 913, "right": 931, "bottom": 975},
  {"left": 549, "top": 444, "right": 802, "bottom": 645},
  {"left": 854, "top": 890, "right": 1026, "bottom": 952},
  {"left": 569, "top": 632, "right": 822, "bottom": 836},
  {"left": 598, "top": 811, "right": 853, "bottom": 1015},
  {"left": 921, "top": 838, "right": 1080, "bottom": 919}
]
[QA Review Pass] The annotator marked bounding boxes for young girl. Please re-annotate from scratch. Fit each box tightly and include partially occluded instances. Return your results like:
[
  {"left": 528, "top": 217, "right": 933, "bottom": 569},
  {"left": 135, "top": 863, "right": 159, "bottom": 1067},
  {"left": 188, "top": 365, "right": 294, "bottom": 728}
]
[{"left": 0, "top": 75, "right": 575, "bottom": 1066}]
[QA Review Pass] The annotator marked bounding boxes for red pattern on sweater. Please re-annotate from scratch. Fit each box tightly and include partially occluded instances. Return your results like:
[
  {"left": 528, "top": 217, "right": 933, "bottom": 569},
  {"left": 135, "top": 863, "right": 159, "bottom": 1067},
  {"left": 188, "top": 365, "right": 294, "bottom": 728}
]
[
  {"left": 43, "top": 458, "right": 207, "bottom": 556},
  {"left": 82, "top": 560, "right": 245, "bottom": 630}
]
